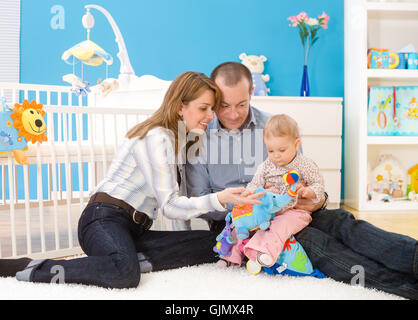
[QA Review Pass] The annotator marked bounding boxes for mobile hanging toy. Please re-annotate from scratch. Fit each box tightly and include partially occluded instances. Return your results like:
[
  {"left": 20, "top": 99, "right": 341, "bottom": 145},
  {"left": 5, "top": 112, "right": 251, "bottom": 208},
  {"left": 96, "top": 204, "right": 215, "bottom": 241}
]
[{"left": 61, "top": 7, "right": 114, "bottom": 96}]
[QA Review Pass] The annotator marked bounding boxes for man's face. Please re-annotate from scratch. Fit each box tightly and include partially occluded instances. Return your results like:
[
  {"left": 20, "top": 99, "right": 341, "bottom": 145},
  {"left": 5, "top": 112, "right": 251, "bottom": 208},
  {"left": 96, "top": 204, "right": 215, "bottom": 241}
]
[{"left": 214, "top": 77, "right": 253, "bottom": 131}]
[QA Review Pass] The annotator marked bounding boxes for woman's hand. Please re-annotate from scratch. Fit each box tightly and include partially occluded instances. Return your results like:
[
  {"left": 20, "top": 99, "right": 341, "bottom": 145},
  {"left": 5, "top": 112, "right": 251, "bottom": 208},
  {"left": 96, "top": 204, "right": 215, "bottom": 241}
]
[{"left": 217, "top": 187, "right": 264, "bottom": 207}]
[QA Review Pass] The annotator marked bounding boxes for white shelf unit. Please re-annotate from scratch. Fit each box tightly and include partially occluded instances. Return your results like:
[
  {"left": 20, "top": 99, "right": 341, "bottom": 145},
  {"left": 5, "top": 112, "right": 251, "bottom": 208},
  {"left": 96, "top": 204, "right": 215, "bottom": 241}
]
[{"left": 344, "top": 0, "right": 418, "bottom": 212}]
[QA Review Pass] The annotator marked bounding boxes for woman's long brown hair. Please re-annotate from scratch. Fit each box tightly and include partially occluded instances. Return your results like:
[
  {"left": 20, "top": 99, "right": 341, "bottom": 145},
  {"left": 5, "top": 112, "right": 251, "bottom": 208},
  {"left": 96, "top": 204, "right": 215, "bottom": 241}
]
[{"left": 126, "top": 71, "right": 222, "bottom": 154}]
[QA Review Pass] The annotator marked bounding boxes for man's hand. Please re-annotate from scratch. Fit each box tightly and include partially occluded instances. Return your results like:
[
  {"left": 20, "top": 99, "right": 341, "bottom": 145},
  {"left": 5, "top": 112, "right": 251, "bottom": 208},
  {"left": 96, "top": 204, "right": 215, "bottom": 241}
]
[
  {"left": 294, "top": 182, "right": 325, "bottom": 212},
  {"left": 294, "top": 195, "right": 325, "bottom": 212},
  {"left": 297, "top": 186, "right": 316, "bottom": 200}
]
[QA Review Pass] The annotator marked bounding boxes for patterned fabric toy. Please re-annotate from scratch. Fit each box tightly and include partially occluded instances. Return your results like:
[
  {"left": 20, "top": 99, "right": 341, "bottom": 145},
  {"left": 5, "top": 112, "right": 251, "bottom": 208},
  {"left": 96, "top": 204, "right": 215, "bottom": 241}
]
[
  {"left": 228, "top": 170, "right": 300, "bottom": 239},
  {"left": 0, "top": 99, "right": 47, "bottom": 165},
  {"left": 62, "top": 74, "right": 91, "bottom": 96},
  {"left": 213, "top": 215, "right": 236, "bottom": 258},
  {"left": 262, "top": 236, "right": 325, "bottom": 278}
]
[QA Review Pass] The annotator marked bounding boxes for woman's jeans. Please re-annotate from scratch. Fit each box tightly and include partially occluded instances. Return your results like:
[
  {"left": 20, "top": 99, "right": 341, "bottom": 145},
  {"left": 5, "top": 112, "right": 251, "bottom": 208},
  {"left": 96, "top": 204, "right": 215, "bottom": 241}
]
[
  {"left": 295, "top": 208, "right": 418, "bottom": 300},
  {"left": 28, "top": 203, "right": 217, "bottom": 288}
]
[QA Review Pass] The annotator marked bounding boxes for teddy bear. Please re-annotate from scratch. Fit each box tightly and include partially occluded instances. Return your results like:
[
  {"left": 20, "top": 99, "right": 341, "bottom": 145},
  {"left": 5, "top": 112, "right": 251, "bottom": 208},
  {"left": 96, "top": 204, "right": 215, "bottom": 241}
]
[{"left": 239, "top": 53, "right": 270, "bottom": 96}]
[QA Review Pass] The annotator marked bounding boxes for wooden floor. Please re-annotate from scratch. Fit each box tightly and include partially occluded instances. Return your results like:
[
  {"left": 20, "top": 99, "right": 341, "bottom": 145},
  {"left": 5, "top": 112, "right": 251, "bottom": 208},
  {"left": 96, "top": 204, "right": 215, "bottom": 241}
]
[{"left": 343, "top": 205, "right": 418, "bottom": 239}]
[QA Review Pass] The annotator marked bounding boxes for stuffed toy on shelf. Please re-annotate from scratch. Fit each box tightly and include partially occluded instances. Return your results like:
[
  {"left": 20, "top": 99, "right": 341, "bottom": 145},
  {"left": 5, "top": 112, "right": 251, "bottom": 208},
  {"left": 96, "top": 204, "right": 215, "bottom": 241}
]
[
  {"left": 239, "top": 53, "right": 270, "bottom": 96},
  {"left": 369, "top": 154, "right": 407, "bottom": 201}
]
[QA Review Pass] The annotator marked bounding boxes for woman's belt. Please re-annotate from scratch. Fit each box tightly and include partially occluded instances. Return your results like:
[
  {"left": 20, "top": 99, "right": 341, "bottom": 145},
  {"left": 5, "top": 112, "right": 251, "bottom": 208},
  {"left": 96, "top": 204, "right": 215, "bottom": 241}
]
[{"left": 88, "top": 192, "right": 153, "bottom": 230}]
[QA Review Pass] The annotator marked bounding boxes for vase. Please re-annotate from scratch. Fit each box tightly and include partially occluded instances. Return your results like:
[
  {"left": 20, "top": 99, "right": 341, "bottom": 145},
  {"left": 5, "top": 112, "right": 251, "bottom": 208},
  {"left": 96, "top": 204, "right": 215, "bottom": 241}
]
[{"left": 300, "top": 64, "right": 310, "bottom": 97}]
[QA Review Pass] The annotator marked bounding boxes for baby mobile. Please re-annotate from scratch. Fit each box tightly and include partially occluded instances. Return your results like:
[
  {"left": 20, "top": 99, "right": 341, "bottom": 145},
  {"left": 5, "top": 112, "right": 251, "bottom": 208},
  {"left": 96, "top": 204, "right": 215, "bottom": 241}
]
[{"left": 61, "top": 8, "right": 116, "bottom": 97}]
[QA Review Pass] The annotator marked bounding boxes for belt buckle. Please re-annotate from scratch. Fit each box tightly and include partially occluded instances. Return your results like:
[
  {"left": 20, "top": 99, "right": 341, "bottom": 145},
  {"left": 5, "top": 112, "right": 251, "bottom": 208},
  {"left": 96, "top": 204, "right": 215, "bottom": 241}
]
[
  {"left": 132, "top": 210, "right": 152, "bottom": 230},
  {"left": 132, "top": 210, "right": 141, "bottom": 224}
]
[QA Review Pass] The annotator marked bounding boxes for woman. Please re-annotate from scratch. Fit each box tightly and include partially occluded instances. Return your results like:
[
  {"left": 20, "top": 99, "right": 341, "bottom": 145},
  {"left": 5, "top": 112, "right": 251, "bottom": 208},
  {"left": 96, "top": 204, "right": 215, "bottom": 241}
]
[{"left": 0, "top": 71, "right": 263, "bottom": 288}]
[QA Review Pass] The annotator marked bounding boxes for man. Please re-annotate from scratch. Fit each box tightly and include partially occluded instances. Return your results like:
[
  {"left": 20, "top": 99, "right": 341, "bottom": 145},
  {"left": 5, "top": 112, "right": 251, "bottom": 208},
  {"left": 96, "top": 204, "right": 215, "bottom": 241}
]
[
  {"left": 186, "top": 62, "right": 418, "bottom": 299},
  {"left": 187, "top": 62, "right": 325, "bottom": 232}
]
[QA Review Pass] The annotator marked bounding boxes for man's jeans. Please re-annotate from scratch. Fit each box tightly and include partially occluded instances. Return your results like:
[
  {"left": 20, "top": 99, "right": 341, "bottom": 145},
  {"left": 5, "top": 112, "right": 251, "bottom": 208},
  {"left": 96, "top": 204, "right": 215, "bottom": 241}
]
[
  {"left": 28, "top": 203, "right": 217, "bottom": 288},
  {"left": 296, "top": 209, "right": 418, "bottom": 300}
]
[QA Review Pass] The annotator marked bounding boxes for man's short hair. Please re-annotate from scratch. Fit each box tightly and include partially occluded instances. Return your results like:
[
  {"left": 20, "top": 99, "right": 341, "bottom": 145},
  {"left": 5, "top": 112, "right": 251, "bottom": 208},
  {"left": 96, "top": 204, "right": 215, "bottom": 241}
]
[{"left": 210, "top": 62, "right": 253, "bottom": 92}]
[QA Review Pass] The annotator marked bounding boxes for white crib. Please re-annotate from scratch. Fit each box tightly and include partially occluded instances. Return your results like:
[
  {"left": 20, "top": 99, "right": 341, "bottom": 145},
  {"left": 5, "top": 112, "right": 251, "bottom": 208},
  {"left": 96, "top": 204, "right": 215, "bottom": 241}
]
[{"left": 0, "top": 75, "right": 176, "bottom": 259}]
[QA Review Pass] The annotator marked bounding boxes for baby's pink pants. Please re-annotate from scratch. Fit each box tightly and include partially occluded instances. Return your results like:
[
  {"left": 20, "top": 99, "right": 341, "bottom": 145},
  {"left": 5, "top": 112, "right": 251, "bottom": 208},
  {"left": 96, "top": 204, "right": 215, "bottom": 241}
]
[{"left": 223, "top": 208, "right": 312, "bottom": 266}]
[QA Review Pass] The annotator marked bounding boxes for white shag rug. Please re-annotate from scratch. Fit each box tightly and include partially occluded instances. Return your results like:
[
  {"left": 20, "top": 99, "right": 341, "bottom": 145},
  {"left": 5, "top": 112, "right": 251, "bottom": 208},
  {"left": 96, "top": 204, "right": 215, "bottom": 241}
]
[{"left": 0, "top": 263, "right": 404, "bottom": 300}]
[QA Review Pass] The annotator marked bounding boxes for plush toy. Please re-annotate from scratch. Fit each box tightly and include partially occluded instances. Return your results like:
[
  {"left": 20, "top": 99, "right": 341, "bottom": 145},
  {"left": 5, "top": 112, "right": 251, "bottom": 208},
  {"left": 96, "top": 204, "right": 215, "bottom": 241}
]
[
  {"left": 0, "top": 99, "right": 47, "bottom": 165},
  {"left": 227, "top": 170, "right": 299, "bottom": 239},
  {"left": 239, "top": 53, "right": 270, "bottom": 96},
  {"left": 91, "top": 78, "right": 119, "bottom": 97},
  {"left": 408, "top": 164, "right": 418, "bottom": 194},
  {"left": 262, "top": 236, "right": 325, "bottom": 278},
  {"left": 213, "top": 215, "right": 236, "bottom": 258},
  {"left": 408, "top": 191, "right": 418, "bottom": 202},
  {"left": 63, "top": 74, "right": 91, "bottom": 96},
  {"left": 213, "top": 170, "right": 325, "bottom": 278}
]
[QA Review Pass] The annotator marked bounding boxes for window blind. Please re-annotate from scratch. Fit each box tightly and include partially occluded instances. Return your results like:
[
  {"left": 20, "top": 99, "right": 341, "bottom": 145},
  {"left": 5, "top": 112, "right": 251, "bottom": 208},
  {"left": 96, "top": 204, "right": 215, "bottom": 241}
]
[{"left": 0, "top": 0, "right": 20, "bottom": 84}]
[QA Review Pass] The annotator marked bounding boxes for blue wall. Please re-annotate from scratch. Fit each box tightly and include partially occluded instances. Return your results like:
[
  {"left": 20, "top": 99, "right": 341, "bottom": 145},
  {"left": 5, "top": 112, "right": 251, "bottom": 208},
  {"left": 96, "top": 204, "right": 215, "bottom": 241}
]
[
  {"left": 20, "top": 0, "right": 344, "bottom": 97},
  {"left": 18, "top": 0, "right": 345, "bottom": 199}
]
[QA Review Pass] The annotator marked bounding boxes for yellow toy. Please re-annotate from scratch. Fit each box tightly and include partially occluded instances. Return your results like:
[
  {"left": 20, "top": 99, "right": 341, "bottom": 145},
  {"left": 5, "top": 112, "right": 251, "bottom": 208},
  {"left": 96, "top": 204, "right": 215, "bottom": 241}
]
[
  {"left": 0, "top": 99, "right": 47, "bottom": 165},
  {"left": 61, "top": 39, "right": 113, "bottom": 67},
  {"left": 407, "top": 164, "right": 418, "bottom": 194}
]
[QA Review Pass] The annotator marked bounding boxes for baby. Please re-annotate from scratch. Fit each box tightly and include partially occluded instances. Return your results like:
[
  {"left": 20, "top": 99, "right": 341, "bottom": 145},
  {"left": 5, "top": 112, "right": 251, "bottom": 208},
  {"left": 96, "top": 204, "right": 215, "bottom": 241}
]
[{"left": 219, "top": 114, "right": 325, "bottom": 273}]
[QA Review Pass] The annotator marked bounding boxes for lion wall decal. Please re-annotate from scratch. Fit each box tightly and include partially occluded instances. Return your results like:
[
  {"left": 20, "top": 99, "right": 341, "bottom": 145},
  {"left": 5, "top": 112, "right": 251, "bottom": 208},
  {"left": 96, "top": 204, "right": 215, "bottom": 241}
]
[{"left": 0, "top": 99, "right": 47, "bottom": 165}]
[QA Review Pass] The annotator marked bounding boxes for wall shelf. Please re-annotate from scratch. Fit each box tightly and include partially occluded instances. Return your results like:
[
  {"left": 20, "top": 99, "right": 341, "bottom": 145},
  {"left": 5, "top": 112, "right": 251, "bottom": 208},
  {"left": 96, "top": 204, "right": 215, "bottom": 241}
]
[
  {"left": 367, "top": 2, "right": 418, "bottom": 12},
  {"left": 367, "top": 136, "right": 418, "bottom": 145},
  {"left": 367, "top": 69, "right": 418, "bottom": 80},
  {"left": 364, "top": 200, "right": 418, "bottom": 212}
]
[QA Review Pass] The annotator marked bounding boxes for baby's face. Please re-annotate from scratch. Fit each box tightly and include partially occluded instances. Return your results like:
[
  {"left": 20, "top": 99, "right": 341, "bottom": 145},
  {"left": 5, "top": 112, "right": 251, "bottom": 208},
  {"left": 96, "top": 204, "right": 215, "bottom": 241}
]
[{"left": 264, "top": 135, "right": 300, "bottom": 167}]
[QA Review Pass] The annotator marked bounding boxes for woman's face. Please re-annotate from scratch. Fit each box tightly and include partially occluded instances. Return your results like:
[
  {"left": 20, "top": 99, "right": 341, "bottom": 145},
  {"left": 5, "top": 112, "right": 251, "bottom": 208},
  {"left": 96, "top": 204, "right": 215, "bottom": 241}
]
[{"left": 179, "top": 89, "right": 215, "bottom": 133}]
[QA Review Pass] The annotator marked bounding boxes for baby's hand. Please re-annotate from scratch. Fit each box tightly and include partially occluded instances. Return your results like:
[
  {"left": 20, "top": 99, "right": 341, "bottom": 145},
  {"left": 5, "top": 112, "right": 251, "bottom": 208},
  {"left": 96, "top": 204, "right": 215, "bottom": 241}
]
[{"left": 297, "top": 186, "right": 316, "bottom": 199}]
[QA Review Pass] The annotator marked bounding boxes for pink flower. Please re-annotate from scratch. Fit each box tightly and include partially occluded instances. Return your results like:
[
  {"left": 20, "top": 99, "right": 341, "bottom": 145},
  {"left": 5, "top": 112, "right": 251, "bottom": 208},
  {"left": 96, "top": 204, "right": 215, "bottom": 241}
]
[
  {"left": 318, "top": 11, "right": 330, "bottom": 23},
  {"left": 296, "top": 11, "right": 309, "bottom": 22},
  {"left": 318, "top": 11, "right": 330, "bottom": 29},
  {"left": 287, "top": 15, "right": 299, "bottom": 27}
]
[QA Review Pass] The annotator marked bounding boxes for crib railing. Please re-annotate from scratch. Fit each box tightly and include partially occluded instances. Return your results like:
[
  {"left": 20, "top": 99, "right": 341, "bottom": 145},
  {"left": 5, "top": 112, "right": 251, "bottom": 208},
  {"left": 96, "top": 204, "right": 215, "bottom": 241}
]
[{"left": 0, "top": 82, "right": 161, "bottom": 259}]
